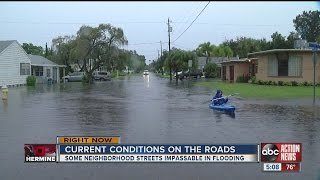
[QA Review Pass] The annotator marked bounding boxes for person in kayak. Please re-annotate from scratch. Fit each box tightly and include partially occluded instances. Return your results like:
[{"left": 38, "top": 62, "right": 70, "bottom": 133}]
[{"left": 212, "top": 90, "right": 228, "bottom": 105}]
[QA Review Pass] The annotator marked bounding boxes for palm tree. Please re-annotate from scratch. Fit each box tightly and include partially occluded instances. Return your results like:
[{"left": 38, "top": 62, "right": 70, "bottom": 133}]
[{"left": 196, "top": 42, "right": 215, "bottom": 64}]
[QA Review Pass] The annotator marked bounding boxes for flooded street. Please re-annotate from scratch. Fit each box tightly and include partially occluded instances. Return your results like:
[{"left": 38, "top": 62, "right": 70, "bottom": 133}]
[{"left": 0, "top": 73, "right": 320, "bottom": 180}]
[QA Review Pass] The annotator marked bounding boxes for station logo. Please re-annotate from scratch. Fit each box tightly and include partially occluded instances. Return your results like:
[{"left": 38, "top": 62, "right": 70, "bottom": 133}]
[
  {"left": 261, "top": 144, "right": 279, "bottom": 161},
  {"left": 260, "top": 143, "right": 302, "bottom": 163}
]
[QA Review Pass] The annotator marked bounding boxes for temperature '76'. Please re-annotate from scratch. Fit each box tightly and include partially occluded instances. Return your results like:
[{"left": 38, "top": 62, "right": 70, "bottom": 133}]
[{"left": 286, "top": 164, "right": 296, "bottom": 170}]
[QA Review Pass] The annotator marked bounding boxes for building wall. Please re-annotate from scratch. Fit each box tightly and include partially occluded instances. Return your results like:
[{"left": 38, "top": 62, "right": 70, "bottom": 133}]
[
  {"left": 255, "top": 52, "right": 320, "bottom": 83},
  {"left": 32, "top": 66, "right": 58, "bottom": 84},
  {"left": 235, "top": 63, "right": 249, "bottom": 80},
  {"left": 0, "top": 41, "right": 31, "bottom": 86},
  {"left": 222, "top": 62, "right": 250, "bottom": 82}
]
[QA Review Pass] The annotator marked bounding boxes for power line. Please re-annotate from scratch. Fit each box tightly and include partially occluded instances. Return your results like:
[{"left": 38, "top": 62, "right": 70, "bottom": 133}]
[
  {"left": 127, "top": 41, "right": 168, "bottom": 46},
  {"left": 0, "top": 20, "right": 291, "bottom": 27},
  {"left": 172, "top": 43, "right": 192, "bottom": 50},
  {"left": 173, "top": 2, "right": 207, "bottom": 37},
  {"left": 0, "top": 21, "right": 164, "bottom": 25},
  {"left": 173, "top": 1, "right": 211, "bottom": 43},
  {"left": 0, "top": 20, "right": 207, "bottom": 25}
]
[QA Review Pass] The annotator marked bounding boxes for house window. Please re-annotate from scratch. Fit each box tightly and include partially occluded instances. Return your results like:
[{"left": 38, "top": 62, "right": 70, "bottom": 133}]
[
  {"left": 255, "top": 63, "right": 258, "bottom": 74},
  {"left": 47, "top": 69, "right": 51, "bottom": 78},
  {"left": 20, "top": 63, "right": 30, "bottom": 75},
  {"left": 288, "top": 56, "right": 302, "bottom": 77},
  {"left": 34, "top": 66, "right": 43, "bottom": 76},
  {"left": 268, "top": 54, "right": 302, "bottom": 77},
  {"left": 268, "top": 55, "right": 278, "bottom": 76},
  {"left": 278, "top": 58, "right": 288, "bottom": 76}
]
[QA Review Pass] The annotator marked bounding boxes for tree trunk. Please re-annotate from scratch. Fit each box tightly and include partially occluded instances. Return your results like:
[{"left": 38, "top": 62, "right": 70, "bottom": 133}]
[{"left": 174, "top": 66, "right": 179, "bottom": 83}]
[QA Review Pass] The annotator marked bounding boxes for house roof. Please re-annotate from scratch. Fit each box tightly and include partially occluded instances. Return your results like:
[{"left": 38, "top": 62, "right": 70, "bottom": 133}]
[
  {"left": 248, "top": 49, "right": 315, "bottom": 56},
  {"left": 221, "top": 58, "right": 258, "bottom": 64},
  {"left": 197, "top": 56, "right": 239, "bottom": 65},
  {"left": 28, "top": 54, "right": 65, "bottom": 67},
  {"left": 0, "top": 40, "right": 16, "bottom": 54}
]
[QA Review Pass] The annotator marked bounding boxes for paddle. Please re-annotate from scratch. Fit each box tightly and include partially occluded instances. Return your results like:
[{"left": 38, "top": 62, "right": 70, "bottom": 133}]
[{"left": 202, "top": 93, "right": 239, "bottom": 104}]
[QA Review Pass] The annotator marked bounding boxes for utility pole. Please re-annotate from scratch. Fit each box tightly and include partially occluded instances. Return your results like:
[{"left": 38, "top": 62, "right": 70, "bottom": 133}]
[
  {"left": 309, "top": 42, "right": 319, "bottom": 105},
  {"left": 312, "top": 51, "right": 316, "bottom": 105},
  {"left": 158, "top": 50, "right": 160, "bottom": 60},
  {"left": 160, "top": 41, "right": 164, "bottom": 75},
  {"left": 167, "top": 18, "right": 172, "bottom": 81},
  {"left": 160, "top": 41, "right": 163, "bottom": 57}
]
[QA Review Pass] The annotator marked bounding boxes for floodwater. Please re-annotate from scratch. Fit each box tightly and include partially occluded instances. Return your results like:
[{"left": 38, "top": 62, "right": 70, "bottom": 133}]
[{"left": 0, "top": 73, "right": 319, "bottom": 180}]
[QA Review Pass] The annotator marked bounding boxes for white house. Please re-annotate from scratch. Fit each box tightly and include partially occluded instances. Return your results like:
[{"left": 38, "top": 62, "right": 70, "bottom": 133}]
[
  {"left": 0, "top": 40, "right": 31, "bottom": 87},
  {"left": 28, "top": 54, "right": 66, "bottom": 84},
  {"left": 0, "top": 40, "right": 66, "bottom": 87}
]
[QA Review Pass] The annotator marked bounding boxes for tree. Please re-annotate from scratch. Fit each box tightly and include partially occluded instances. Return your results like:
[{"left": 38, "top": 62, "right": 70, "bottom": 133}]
[
  {"left": 164, "top": 48, "right": 196, "bottom": 82},
  {"left": 270, "top": 32, "right": 287, "bottom": 49},
  {"left": 293, "top": 10, "right": 320, "bottom": 42},
  {"left": 51, "top": 35, "right": 76, "bottom": 74},
  {"left": 212, "top": 45, "right": 233, "bottom": 57},
  {"left": 70, "top": 24, "right": 128, "bottom": 83},
  {"left": 154, "top": 50, "right": 169, "bottom": 75},
  {"left": 222, "top": 36, "right": 277, "bottom": 58},
  {"left": 286, "top": 31, "right": 299, "bottom": 49},
  {"left": 129, "top": 51, "right": 146, "bottom": 73},
  {"left": 21, "top": 43, "right": 44, "bottom": 55},
  {"left": 196, "top": 42, "right": 215, "bottom": 64},
  {"left": 203, "top": 62, "right": 218, "bottom": 78}
]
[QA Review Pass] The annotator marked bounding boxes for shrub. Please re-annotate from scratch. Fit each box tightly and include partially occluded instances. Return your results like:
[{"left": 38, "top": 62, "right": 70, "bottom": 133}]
[
  {"left": 249, "top": 76, "right": 256, "bottom": 84},
  {"left": 291, "top": 81, "right": 298, "bottom": 86},
  {"left": 236, "top": 76, "right": 249, "bottom": 83},
  {"left": 267, "top": 81, "right": 272, "bottom": 85},
  {"left": 303, "top": 81, "right": 312, "bottom": 86},
  {"left": 26, "top": 76, "right": 36, "bottom": 86},
  {"left": 257, "top": 80, "right": 264, "bottom": 85},
  {"left": 278, "top": 81, "right": 284, "bottom": 86},
  {"left": 203, "top": 63, "right": 218, "bottom": 78},
  {"left": 272, "top": 81, "right": 277, "bottom": 86},
  {"left": 284, "top": 82, "right": 291, "bottom": 86}
]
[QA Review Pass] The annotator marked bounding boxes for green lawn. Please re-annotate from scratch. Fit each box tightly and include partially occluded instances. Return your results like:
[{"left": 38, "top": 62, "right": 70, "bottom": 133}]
[{"left": 195, "top": 81, "right": 320, "bottom": 99}]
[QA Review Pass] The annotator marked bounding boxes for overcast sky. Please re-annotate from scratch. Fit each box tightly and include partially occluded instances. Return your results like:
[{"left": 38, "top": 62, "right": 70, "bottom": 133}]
[{"left": 0, "top": 1, "right": 319, "bottom": 63}]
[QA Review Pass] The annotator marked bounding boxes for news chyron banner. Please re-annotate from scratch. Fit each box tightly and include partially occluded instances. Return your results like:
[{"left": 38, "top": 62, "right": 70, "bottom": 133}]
[
  {"left": 261, "top": 143, "right": 302, "bottom": 172},
  {"left": 58, "top": 145, "right": 258, "bottom": 162},
  {"left": 56, "top": 136, "right": 258, "bottom": 163}
]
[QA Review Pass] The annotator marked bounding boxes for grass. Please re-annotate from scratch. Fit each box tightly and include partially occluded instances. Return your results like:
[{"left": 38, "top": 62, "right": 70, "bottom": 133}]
[{"left": 194, "top": 81, "right": 320, "bottom": 99}]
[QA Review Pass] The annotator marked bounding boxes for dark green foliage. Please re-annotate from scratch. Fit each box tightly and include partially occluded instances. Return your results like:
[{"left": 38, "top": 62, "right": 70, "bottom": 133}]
[
  {"left": 204, "top": 63, "right": 218, "bottom": 78},
  {"left": 26, "top": 76, "right": 36, "bottom": 86}
]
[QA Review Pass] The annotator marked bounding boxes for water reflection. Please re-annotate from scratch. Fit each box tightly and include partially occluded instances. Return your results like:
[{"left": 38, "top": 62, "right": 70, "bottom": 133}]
[
  {"left": 143, "top": 75, "right": 149, "bottom": 88},
  {"left": 2, "top": 99, "right": 8, "bottom": 112},
  {"left": 213, "top": 110, "right": 235, "bottom": 119}
]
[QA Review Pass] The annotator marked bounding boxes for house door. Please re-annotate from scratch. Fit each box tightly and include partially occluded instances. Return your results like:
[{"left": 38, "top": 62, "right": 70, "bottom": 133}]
[
  {"left": 249, "top": 64, "right": 255, "bottom": 76},
  {"left": 229, "top": 65, "right": 234, "bottom": 82},
  {"left": 222, "top": 66, "right": 226, "bottom": 80},
  {"left": 53, "top": 67, "right": 57, "bottom": 82}
]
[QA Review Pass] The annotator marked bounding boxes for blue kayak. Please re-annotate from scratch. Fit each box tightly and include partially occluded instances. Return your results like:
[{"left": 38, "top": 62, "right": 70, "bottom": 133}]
[{"left": 209, "top": 103, "right": 236, "bottom": 113}]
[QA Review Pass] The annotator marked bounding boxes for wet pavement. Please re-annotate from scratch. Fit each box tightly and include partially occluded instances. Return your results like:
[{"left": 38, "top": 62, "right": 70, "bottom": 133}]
[{"left": 0, "top": 73, "right": 319, "bottom": 180}]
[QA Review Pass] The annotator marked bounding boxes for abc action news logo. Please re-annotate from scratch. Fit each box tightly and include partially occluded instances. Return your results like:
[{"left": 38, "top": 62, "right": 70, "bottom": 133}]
[{"left": 261, "top": 143, "right": 302, "bottom": 162}]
